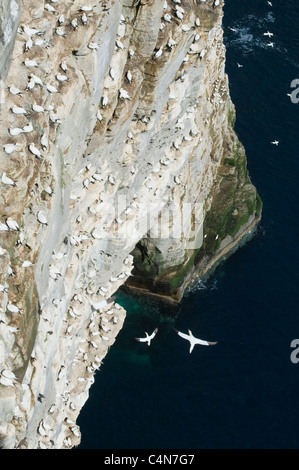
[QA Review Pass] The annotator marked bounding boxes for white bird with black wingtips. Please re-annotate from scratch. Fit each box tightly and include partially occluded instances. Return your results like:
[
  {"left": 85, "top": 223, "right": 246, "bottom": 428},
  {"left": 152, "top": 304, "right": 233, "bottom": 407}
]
[
  {"left": 173, "top": 328, "right": 217, "bottom": 353},
  {"left": 29, "top": 143, "right": 42, "bottom": 159},
  {"left": 135, "top": 328, "right": 158, "bottom": 346},
  {"left": 3, "top": 143, "right": 17, "bottom": 154},
  {"left": 1, "top": 172, "right": 16, "bottom": 186}
]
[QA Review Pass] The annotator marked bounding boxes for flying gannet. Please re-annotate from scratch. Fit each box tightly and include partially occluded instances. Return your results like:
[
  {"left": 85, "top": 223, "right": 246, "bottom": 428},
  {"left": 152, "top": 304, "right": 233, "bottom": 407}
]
[
  {"left": 135, "top": 328, "right": 158, "bottom": 346},
  {"left": 173, "top": 328, "right": 217, "bottom": 353}
]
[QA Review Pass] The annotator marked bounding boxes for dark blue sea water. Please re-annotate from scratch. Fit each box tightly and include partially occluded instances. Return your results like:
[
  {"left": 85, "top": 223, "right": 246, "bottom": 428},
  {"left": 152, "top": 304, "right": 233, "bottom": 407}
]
[{"left": 77, "top": 0, "right": 299, "bottom": 449}]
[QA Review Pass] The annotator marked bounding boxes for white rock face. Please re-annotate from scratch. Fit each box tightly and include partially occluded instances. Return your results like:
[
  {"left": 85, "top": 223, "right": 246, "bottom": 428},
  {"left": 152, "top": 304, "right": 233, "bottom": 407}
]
[{"left": 0, "top": 0, "right": 260, "bottom": 449}]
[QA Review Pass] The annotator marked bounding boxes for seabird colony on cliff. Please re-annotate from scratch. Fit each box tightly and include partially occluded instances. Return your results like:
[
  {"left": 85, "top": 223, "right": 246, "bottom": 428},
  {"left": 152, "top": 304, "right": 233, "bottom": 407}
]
[{"left": 0, "top": 0, "right": 223, "bottom": 448}]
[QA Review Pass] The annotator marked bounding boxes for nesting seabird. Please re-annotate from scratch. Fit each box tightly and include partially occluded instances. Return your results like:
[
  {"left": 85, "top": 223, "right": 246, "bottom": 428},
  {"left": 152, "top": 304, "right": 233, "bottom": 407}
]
[
  {"left": 115, "top": 39, "right": 125, "bottom": 50},
  {"left": 9, "top": 127, "right": 23, "bottom": 136},
  {"left": 22, "top": 260, "right": 34, "bottom": 267},
  {"left": 135, "top": 328, "right": 158, "bottom": 346},
  {"left": 46, "top": 84, "right": 59, "bottom": 93},
  {"left": 88, "top": 42, "right": 99, "bottom": 50},
  {"left": 56, "top": 73, "right": 68, "bottom": 82},
  {"left": 79, "top": 5, "right": 93, "bottom": 11},
  {"left": 71, "top": 18, "right": 78, "bottom": 29},
  {"left": 9, "top": 85, "right": 22, "bottom": 96},
  {"left": 6, "top": 217, "right": 19, "bottom": 231},
  {"left": 119, "top": 88, "right": 131, "bottom": 100},
  {"left": 3, "top": 143, "right": 17, "bottom": 154},
  {"left": 153, "top": 47, "right": 163, "bottom": 59},
  {"left": 37, "top": 211, "right": 48, "bottom": 225},
  {"left": 41, "top": 134, "right": 48, "bottom": 149},
  {"left": 24, "top": 58, "right": 39, "bottom": 67},
  {"left": 60, "top": 61, "right": 68, "bottom": 72},
  {"left": 7, "top": 302, "right": 22, "bottom": 314},
  {"left": 173, "top": 328, "right": 217, "bottom": 353},
  {"left": 23, "top": 122, "right": 34, "bottom": 133},
  {"left": 32, "top": 104, "right": 45, "bottom": 113},
  {"left": 29, "top": 143, "right": 42, "bottom": 159},
  {"left": 1, "top": 172, "right": 16, "bottom": 186},
  {"left": 0, "top": 222, "right": 9, "bottom": 231},
  {"left": 45, "top": 3, "right": 57, "bottom": 13},
  {"left": 11, "top": 105, "right": 27, "bottom": 115}
]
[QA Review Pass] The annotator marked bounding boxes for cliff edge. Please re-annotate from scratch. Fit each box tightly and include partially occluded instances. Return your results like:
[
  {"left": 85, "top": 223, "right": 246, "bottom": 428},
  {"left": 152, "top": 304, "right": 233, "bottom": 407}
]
[{"left": 0, "top": 0, "right": 261, "bottom": 448}]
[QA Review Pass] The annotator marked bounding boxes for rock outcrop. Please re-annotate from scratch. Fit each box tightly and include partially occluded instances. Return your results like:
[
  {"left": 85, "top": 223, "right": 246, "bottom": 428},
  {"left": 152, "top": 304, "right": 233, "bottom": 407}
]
[{"left": 0, "top": 0, "right": 261, "bottom": 448}]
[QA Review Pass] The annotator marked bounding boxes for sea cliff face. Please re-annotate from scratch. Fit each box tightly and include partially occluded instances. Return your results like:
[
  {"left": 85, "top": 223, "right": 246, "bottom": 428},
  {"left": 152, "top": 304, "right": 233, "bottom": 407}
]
[{"left": 0, "top": 0, "right": 261, "bottom": 448}]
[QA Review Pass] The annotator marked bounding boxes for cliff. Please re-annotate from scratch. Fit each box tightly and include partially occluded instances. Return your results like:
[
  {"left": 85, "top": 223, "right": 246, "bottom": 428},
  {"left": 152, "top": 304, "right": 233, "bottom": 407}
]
[{"left": 0, "top": 0, "right": 261, "bottom": 448}]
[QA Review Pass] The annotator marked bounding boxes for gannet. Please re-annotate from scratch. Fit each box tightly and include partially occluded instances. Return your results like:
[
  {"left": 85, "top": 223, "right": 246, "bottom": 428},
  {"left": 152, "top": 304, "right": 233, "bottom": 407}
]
[
  {"left": 22, "top": 260, "right": 34, "bottom": 267},
  {"left": 176, "top": 10, "right": 183, "bottom": 20},
  {"left": 79, "top": 5, "right": 93, "bottom": 11},
  {"left": 32, "top": 104, "right": 45, "bottom": 113},
  {"left": 88, "top": 42, "right": 99, "bottom": 49},
  {"left": 29, "top": 143, "right": 42, "bottom": 159},
  {"left": 37, "top": 211, "right": 48, "bottom": 225},
  {"left": 3, "top": 143, "right": 17, "bottom": 154},
  {"left": 0, "top": 376, "right": 15, "bottom": 387},
  {"left": 115, "top": 39, "right": 125, "bottom": 50},
  {"left": 31, "top": 73, "right": 43, "bottom": 86},
  {"left": 23, "top": 122, "right": 34, "bottom": 133},
  {"left": 24, "top": 37, "right": 33, "bottom": 51},
  {"left": 7, "top": 302, "right": 22, "bottom": 314},
  {"left": 26, "top": 77, "right": 36, "bottom": 90},
  {"left": 1, "top": 172, "right": 16, "bottom": 186},
  {"left": 102, "top": 94, "right": 109, "bottom": 107},
  {"left": 60, "top": 61, "right": 68, "bottom": 72},
  {"left": 135, "top": 328, "right": 158, "bottom": 346},
  {"left": 46, "top": 84, "right": 59, "bottom": 93},
  {"left": 23, "top": 25, "right": 40, "bottom": 36},
  {"left": 119, "top": 88, "right": 131, "bottom": 100},
  {"left": 271, "top": 140, "right": 279, "bottom": 145},
  {"left": 164, "top": 13, "right": 172, "bottom": 22},
  {"left": 0, "top": 222, "right": 9, "bottom": 231},
  {"left": 1, "top": 369, "right": 16, "bottom": 381},
  {"left": 9, "top": 127, "right": 23, "bottom": 136},
  {"left": 237, "top": 63, "right": 243, "bottom": 68},
  {"left": 24, "top": 58, "right": 39, "bottom": 67},
  {"left": 55, "top": 27, "right": 67, "bottom": 37},
  {"left": 153, "top": 47, "right": 163, "bottom": 59},
  {"left": 35, "top": 38, "right": 46, "bottom": 46},
  {"left": 6, "top": 218, "right": 19, "bottom": 231},
  {"left": 267, "top": 42, "right": 274, "bottom": 47},
  {"left": 56, "top": 73, "right": 68, "bottom": 82},
  {"left": 45, "top": 3, "right": 57, "bottom": 13},
  {"left": 81, "top": 13, "right": 88, "bottom": 25},
  {"left": 41, "top": 134, "right": 48, "bottom": 149},
  {"left": 173, "top": 328, "right": 217, "bottom": 353},
  {"left": 71, "top": 18, "right": 78, "bottom": 29},
  {"left": 11, "top": 106, "right": 27, "bottom": 115},
  {"left": 263, "top": 31, "right": 273, "bottom": 37},
  {"left": 9, "top": 85, "right": 22, "bottom": 95}
]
